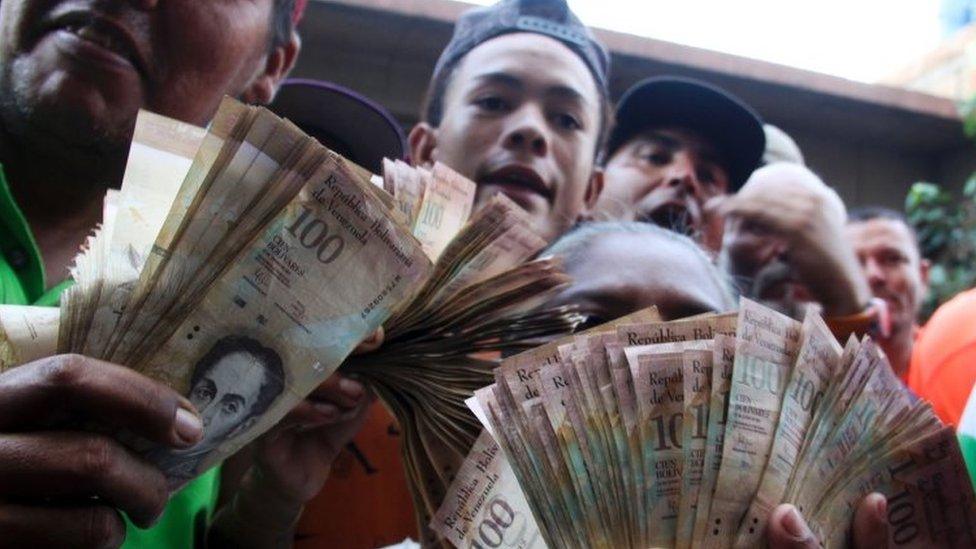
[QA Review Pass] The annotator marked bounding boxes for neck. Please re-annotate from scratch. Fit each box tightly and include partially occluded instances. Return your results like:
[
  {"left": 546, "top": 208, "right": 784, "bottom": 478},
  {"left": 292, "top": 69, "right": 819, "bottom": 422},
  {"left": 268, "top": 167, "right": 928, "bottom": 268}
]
[
  {"left": 881, "top": 324, "right": 915, "bottom": 379},
  {"left": 0, "top": 124, "right": 113, "bottom": 284}
]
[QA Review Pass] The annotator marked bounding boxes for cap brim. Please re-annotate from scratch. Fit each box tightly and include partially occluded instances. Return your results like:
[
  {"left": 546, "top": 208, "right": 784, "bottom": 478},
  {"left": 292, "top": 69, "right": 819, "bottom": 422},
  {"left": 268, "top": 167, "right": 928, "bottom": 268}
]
[
  {"left": 269, "top": 79, "right": 406, "bottom": 174},
  {"left": 608, "top": 77, "right": 765, "bottom": 191}
]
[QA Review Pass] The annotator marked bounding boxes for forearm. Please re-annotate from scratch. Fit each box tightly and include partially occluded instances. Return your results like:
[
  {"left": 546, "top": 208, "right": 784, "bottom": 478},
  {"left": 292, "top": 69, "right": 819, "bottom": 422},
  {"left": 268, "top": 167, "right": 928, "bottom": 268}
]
[{"left": 207, "top": 469, "right": 304, "bottom": 549}]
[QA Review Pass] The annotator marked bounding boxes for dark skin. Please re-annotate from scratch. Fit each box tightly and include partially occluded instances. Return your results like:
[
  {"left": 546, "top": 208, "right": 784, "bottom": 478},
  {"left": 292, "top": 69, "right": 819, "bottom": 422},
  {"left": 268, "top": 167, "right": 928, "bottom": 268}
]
[
  {"left": 0, "top": 0, "right": 298, "bottom": 284},
  {"left": 0, "top": 0, "right": 333, "bottom": 546}
]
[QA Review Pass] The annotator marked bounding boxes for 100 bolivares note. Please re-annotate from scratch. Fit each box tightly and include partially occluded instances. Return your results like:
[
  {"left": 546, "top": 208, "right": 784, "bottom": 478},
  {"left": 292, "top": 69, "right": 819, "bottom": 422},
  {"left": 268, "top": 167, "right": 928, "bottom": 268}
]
[
  {"left": 134, "top": 152, "right": 431, "bottom": 486},
  {"left": 432, "top": 430, "right": 544, "bottom": 548}
]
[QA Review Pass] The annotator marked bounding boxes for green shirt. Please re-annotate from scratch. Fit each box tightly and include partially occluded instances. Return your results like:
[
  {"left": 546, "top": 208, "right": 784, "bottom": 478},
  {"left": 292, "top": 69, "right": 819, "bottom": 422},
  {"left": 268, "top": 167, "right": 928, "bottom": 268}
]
[{"left": 0, "top": 165, "right": 220, "bottom": 548}]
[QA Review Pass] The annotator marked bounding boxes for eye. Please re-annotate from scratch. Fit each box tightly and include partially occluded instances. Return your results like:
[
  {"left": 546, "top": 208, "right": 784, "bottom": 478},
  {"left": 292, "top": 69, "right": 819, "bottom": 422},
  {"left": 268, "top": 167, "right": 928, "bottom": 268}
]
[
  {"left": 192, "top": 385, "right": 214, "bottom": 402},
  {"left": 474, "top": 96, "right": 510, "bottom": 113},
  {"left": 221, "top": 399, "right": 241, "bottom": 415},
  {"left": 646, "top": 150, "right": 672, "bottom": 166},
  {"left": 553, "top": 112, "right": 582, "bottom": 131}
]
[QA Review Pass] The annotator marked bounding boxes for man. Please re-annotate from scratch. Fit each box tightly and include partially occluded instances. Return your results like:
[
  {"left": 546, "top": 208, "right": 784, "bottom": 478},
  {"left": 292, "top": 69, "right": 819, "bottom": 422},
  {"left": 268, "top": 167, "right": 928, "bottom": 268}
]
[
  {"left": 308, "top": 1, "right": 611, "bottom": 545},
  {"left": 407, "top": 0, "right": 610, "bottom": 242},
  {"left": 845, "top": 207, "right": 929, "bottom": 382},
  {"left": 0, "top": 0, "right": 370, "bottom": 546},
  {"left": 542, "top": 221, "right": 737, "bottom": 322},
  {"left": 718, "top": 163, "right": 874, "bottom": 327},
  {"left": 591, "top": 76, "right": 765, "bottom": 251}
]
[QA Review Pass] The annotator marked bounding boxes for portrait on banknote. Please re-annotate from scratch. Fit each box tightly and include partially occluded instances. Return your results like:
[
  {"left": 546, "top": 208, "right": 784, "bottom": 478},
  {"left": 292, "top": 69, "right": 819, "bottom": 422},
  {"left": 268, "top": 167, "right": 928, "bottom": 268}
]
[{"left": 152, "top": 335, "right": 285, "bottom": 481}]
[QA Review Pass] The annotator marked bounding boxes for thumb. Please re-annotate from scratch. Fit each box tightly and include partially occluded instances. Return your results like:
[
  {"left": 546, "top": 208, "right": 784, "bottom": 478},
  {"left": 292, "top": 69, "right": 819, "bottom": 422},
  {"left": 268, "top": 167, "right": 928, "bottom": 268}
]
[
  {"left": 852, "top": 493, "right": 889, "bottom": 548},
  {"left": 767, "top": 504, "right": 820, "bottom": 549}
]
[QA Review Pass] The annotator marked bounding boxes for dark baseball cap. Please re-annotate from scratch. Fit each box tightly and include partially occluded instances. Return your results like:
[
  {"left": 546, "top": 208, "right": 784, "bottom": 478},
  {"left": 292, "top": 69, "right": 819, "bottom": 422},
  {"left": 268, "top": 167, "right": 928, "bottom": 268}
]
[
  {"left": 269, "top": 79, "right": 407, "bottom": 174},
  {"left": 606, "top": 76, "right": 765, "bottom": 192},
  {"left": 431, "top": 0, "right": 610, "bottom": 94}
]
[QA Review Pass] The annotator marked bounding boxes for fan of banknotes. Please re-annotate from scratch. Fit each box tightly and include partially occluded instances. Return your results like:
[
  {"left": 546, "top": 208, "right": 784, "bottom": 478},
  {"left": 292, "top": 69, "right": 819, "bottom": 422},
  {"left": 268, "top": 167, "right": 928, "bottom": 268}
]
[
  {"left": 436, "top": 299, "right": 976, "bottom": 549},
  {"left": 0, "top": 99, "right": 580, "bottom": 505}
]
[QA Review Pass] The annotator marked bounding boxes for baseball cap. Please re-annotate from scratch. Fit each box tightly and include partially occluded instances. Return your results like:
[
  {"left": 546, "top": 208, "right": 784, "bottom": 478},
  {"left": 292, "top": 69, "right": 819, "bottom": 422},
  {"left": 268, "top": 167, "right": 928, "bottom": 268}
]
[
  {"left": 431, "top": 0, "right": 610, "bottom": 95},
  {"left": 606, "top": 76, "right": 765, "bottom": 192},
  {"left": 269, "top": 79, "right": 407, "bottom": 174}
]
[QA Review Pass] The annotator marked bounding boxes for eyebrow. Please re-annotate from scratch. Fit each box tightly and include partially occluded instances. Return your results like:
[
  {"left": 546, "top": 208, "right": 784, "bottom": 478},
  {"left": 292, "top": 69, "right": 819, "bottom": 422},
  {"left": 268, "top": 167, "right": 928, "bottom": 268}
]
[
  {"left": 644, "top": 132, "right": 724, "bottom": 166},
  {"left": 472, "top": 72, "right": 588, "bottom": 105},
  {"left": 472, "top": 72, "right": 524, "bottom": 91}
]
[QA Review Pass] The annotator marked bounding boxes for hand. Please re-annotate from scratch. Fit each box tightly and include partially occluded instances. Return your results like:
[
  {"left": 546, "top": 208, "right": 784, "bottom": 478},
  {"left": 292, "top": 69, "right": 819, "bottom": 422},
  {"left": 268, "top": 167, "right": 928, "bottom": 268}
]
[
  {"left": 207, "top": 373, "right": 374, "bottom": 548},
  {"left": 767, "top": 493, "right": 888, "bottom": 548},
  {"left": 720, "top": 164, "right": 871, "bottom": 316},
  {"left": 0, "top": 354, "right": 204, "bottom": 548},
  {"left": 251, "top": 373, "right": 374, "bottom": 504}
]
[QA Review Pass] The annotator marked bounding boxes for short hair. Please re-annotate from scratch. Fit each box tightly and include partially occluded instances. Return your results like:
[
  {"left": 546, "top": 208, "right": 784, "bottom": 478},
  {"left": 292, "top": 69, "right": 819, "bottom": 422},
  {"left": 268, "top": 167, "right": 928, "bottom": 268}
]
[
  {"left": 544, "top": 221, "right": 738, "bottom": 309},
  {"left": 420, "top": 52, "right": 614, "bottom": 157},
  {"left": 270, "top": 0, "right": 297, "bottom": 50},
  {"left": 191, "top": 335, "right": 285, "bottom": 422},
  {"left": 847, "top": 205, "right": 920, "bottom": 247}
]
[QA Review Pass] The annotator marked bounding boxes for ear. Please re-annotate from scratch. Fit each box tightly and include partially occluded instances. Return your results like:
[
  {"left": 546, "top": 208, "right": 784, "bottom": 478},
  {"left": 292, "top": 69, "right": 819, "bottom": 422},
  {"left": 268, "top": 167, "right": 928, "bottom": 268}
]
[
  {"left": 919, "top": 257, "right": 931, "bottom": 288},
  {"left": 240, "top": 31, "right": 301, "bottom": 105},
  {"left": 408, "top": 122, "right": 438, "bottom": 168},
  {"left": 583, "top": 168, "right": 604, "bottom": 211}
]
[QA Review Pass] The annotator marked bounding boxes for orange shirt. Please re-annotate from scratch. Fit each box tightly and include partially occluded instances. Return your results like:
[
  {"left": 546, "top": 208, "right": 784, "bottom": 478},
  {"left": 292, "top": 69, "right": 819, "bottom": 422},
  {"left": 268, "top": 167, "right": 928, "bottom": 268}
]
[
  {"left": 295, "top": 402, "right": 418, "bottom": 548},
  {"left": 910, "top": 288, "right": 976, "bottom": 426}
]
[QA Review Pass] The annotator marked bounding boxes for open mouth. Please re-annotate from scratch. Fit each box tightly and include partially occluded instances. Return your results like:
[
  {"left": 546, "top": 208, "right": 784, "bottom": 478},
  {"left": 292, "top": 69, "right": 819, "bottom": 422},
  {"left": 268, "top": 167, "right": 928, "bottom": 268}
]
[
  {"left": 478, "top": 165, "right": 552, "bottom": 202},
  {"left": 44, "top": 11, "right": 145, "bottom": 75},
  {"left": 638, "top": 203, "right": 696, "bottom": 236}
]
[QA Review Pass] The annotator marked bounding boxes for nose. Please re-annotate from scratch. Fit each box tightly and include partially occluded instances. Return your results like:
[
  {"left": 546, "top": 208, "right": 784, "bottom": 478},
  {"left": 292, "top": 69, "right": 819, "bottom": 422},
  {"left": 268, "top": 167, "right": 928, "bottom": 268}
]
[
  {"left": 502, "top": 105, "right": 549, "bottom": 158},
  {"left": 863, "top": 257, "right": 887, "bottom": 286},
  {"left": 664, "top": 152, "right": 703, "bottom": 196}
]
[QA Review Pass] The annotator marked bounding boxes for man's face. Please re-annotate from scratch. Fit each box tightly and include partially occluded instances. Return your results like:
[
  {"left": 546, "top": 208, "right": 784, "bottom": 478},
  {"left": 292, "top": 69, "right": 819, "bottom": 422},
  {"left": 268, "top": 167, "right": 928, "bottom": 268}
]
[
  {"left": 414, "top": 32, "right": 603, "bottom": 241},
  {"left": 544, "top": 231, "right": 730, "bottom": 325},
  {"left": 189, "top": 352, "right": 269, "bottom": 448},
  {"left": 846, "top": 218, "right": 928, "bottom": 336},
  {"left": 0, "top": 0, "right": 284, "bottom": 172},
  {"left": 720, "top": 216, "right": 810, "bottom": 317},
  {"left": 596, "top": 128, "right": 730, "bottom": 240}
]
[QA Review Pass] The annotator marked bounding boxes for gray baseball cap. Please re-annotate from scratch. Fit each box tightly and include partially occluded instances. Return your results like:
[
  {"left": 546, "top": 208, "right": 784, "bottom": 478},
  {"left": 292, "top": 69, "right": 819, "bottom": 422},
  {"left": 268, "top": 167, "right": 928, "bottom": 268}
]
[{"left": 431, "top": 0, "right": 610, "bottom": 94}]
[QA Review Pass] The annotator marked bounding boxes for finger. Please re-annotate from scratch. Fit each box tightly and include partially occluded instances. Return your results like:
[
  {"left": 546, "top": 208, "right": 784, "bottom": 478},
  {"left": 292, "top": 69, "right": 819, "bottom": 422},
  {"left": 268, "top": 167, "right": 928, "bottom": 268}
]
[
  {"left": 767, "top": 504, "right": 819, "bottom": 549},
  {"left": 278, "top": 401, "right": 340, "bottom": 430},
  {"left": 0, "top": 354, "right": 203, "bottom": 448},
  {"left": 0, "top": 503, "right": 126, "bottom": 549},
  {"left": 353, "top": 327, "right": 384, "bottom": 354},
  {"left": 0, "top": 432, "right": 168, "bottom": 527},
  {"left": 853, "top": 493, "right": 889, "bottom": 548},
  {"left": 307, "top": 374, "right": 365, "bottom": 409}
]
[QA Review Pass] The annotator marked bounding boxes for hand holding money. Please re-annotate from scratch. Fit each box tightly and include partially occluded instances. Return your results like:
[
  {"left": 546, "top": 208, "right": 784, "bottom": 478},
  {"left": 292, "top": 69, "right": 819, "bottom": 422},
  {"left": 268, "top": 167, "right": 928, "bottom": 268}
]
[
  {"left": 0, "top": 354, "right": 204, "bottom": 547},
  {"left": 766, "top": 494, "right": 888, "bottom": 549}
]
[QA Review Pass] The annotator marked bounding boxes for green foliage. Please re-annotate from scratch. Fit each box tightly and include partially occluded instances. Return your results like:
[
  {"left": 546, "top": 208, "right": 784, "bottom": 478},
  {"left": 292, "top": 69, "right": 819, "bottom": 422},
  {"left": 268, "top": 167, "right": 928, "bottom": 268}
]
[{"left": 905, "top": 178, "right": 976, "bottom": 319}]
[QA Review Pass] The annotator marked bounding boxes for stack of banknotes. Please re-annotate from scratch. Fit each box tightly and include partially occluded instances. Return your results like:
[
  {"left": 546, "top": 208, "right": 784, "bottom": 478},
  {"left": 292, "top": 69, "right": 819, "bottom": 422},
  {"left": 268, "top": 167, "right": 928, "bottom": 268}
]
[
  {"left": 0, "top": 98, "right": 579, "bottom": 512},
  {"left": 439, "top": 300, "right": 976, "bottom": 548}
]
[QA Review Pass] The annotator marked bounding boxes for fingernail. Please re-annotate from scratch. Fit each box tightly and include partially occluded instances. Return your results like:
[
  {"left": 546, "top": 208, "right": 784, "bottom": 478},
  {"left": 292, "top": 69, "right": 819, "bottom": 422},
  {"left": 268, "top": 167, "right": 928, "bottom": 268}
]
[
  {"left": 174, "top": 407, "right": 203, "bottom": 446},
  {"left": 314, "top": 402, "right": 339, "bottom": 419},
  {"left": 782, "top": 506, "right": 810, "bottom": 539},
  {"left": 339, "top": 377, "right": 364, "bottom": 399},
  {"left": 872, "top": 493, "right": 887, "bottom": 519}
]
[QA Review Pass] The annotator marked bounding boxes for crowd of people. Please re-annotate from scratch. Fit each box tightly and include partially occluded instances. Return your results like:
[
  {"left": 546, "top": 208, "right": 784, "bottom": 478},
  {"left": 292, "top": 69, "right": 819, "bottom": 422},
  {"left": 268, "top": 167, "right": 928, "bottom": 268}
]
[{"left": 0, "top": 0, "right": 972, "bottom": 547}]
